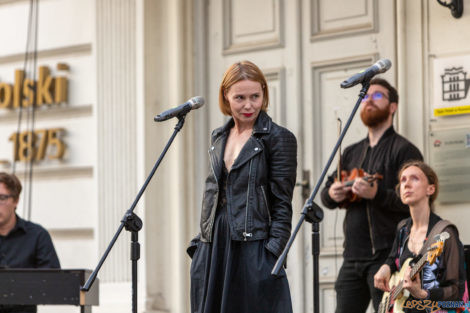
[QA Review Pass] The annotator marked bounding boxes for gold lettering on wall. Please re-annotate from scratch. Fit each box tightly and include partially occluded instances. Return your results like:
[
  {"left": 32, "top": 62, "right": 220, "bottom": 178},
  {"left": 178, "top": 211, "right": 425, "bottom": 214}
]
[
  {"left": 13, "top": 70, "right": 24, "bottom": 108},
  {"left": 23, "top": 79, "right": 35, "bottom": 107},
  {"left": 3, "top": 64, "right": 69, "bottom": 165},
  {"left": 0, "top": 65, "right": 68, "bottom": 109},
  {"left": 0, "top": 83, "right": 12, "bottom": 108},
  {"left": 54, "top": 77, "right": 67, "bottom": 103},
  {"left": 8, "top": 128, "right": 66, "bottom": 162},
  {"left": 37, "top": 66, "right": 54, "bottom": 105}
]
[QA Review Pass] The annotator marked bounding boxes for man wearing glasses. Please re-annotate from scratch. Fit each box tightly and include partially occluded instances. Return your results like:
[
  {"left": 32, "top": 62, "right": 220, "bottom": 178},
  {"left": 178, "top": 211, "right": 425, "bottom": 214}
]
[
  {"left": 321, "top": 78, "right": 423, "bottom": 313},
  {"left": 0, "top": 172, "right": 60, "bottom": 313}
]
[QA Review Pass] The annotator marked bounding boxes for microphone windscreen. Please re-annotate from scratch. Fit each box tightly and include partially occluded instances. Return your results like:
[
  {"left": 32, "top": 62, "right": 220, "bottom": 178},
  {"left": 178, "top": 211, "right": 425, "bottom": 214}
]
[{"left": 190, "top": 96, "right": 205, "bottom": 109}]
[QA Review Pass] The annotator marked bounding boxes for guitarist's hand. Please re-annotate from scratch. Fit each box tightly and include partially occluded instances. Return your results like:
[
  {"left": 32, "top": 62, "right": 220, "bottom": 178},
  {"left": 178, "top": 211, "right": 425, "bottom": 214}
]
[
  {"left": 328, "top": 181, "right": 351, "bottom": 203},
  {"left": 374, "top": 264, "right": 391, "bottom": 292},
  {"left": 403, "top": 267, "right": 428, "bottom": 299},
  {"left": 351, "top": 172, "right": 378, "bottom": 199}
]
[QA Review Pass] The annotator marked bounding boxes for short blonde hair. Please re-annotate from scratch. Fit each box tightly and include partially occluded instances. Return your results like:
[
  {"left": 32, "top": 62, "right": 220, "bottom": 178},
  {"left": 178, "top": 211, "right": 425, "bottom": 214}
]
[{"left": 218, "top": 61, "right": 269, "bottom": 116}]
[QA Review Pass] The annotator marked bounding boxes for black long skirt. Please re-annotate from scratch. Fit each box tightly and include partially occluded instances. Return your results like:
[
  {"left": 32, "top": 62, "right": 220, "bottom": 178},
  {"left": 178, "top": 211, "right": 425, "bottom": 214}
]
[{"left": 190, "top": 206, "right": 293, "bottom": 313}]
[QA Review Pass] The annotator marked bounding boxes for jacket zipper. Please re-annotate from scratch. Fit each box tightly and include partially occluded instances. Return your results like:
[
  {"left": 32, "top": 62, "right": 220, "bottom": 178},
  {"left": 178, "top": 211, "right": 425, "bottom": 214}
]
[
  {"left": 361, "top": 144, "right": 376, "bottom": 256},
  {"left": 260, "top": 185, "right": 271, "bottom": 226},
  {"left": 243, "top": 159, "right": 253, "bottom": 241},
  {"left": 207, "top": 148, "right": 219, "bottom": 239},
  {"left": 366, "top": 203, "right": 376, "bottom": 255}
]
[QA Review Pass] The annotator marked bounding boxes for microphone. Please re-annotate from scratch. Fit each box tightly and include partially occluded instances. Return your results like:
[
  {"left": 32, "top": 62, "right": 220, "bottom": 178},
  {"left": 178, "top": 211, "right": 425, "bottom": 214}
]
[
  {"left": 154, "top": 96, "right": 205, "bottom": 122},
  {"left": 340, "top": 59, "right": 392, "bottom": 89}
]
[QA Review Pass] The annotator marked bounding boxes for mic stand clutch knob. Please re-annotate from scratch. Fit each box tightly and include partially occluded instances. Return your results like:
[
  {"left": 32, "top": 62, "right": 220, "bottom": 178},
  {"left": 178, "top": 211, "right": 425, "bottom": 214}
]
[{"left": 304, "top": 201, "right": 324, "bottom": 224}]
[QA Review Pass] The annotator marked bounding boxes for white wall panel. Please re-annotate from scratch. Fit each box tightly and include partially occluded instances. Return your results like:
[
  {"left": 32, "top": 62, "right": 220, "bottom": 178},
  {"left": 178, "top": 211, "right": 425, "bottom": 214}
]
[
  {"left": 223, "top": 0, "right": 283, "bottom": 54},
  {"left": 0, "top": 0, "right": 94, "bottom": 56},
  {"left": 49, "top": 229, "right": 96, "bottom": 268},
  {"left": 320, "top": 285, "right": 337, "bottom": 313},
  {"left": 265, "top": 67, "right": 286, "bottom": 126},
  {"left": 28, "top": 175, "right": 94, "bottom": 227},
  {"left": 311, "top": 0, "right": 377, "bottom": 40},
  {"left": 428, "top": 0, "right": 470, "bottom": 56}
]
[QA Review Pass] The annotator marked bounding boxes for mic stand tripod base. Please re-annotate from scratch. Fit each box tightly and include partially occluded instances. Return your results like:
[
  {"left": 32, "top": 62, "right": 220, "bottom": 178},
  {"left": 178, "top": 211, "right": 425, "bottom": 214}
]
[{"left": 304, "top": 201, "right": 323, "bottom": 313}]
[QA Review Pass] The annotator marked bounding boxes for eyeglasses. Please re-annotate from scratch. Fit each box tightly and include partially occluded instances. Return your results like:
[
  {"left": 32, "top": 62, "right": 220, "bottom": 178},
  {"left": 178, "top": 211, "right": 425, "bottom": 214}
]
[
  {"left": 0, "top": 194, "right": 14, "bottom": 203},
  {"left": 361, "top": 91, "right": 388, "bottom": 102}
]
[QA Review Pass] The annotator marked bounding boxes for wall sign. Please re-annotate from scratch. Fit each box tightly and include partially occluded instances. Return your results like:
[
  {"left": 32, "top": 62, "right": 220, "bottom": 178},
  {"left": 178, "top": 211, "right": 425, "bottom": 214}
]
[
  {"left": 8, "top": 128, "right": 65, "bottom": 162},
  {"left": 429, "top": 127, "right": 470, "bottom": 203},
  {"left": 1, "top": 64, "right": 69, "bottom": 164},
  {"left": 433, "top": 55, "right": 470, "bottom": 116},
  {"left": 0, "top": 65, "right": 67, "bottom": 109}
]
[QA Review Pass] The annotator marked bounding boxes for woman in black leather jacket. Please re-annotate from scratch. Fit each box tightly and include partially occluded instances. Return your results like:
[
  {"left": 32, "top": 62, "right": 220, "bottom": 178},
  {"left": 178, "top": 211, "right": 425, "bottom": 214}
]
[{"left": 187, "top": 60, "right": 297, "bottom": 313}]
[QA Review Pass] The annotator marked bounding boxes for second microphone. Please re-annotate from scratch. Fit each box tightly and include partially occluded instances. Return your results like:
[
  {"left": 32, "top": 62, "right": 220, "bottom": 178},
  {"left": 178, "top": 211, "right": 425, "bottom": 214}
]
[{"left": 154, "top": 96, "right": 205, "bottom": 122}]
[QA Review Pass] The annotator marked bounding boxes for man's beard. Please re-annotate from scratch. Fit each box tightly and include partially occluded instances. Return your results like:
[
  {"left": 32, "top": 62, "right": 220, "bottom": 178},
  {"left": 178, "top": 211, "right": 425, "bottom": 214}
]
[{"left": 360, "top": 103, "right": 390, "bottom": 127}]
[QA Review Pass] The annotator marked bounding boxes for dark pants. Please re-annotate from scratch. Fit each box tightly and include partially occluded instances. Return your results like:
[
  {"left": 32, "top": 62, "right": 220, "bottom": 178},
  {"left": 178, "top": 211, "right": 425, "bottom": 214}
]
[{"left": 335, "top": 258, "right": 384, "bottom": 313}]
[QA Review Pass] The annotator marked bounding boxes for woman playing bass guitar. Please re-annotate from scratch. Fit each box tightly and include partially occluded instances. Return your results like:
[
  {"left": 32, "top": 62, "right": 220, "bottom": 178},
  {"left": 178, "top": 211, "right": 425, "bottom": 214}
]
[{"left": 374, "top": 161, "right": 467, "bottom": 313}]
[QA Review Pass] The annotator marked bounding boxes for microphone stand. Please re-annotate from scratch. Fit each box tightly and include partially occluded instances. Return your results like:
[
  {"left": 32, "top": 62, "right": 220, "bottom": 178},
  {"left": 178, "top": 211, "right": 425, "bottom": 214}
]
[
  {"left": 81, "top": 114, "right": 189, "bottom": 313},
  {"left": 272, "top": 82, "right": 371, "bottom": 313}
]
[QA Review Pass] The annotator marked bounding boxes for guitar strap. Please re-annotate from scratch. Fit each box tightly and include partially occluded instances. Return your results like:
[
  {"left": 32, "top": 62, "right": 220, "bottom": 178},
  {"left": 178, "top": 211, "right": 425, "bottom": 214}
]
[{"left": 418, "top": 219, "right": 453, "bottom": 256}]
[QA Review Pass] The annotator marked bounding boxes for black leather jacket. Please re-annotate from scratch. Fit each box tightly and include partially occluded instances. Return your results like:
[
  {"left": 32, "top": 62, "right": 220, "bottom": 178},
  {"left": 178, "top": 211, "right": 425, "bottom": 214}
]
[{"left": 191, "top": 111, "right": 297, "bottom": 258}]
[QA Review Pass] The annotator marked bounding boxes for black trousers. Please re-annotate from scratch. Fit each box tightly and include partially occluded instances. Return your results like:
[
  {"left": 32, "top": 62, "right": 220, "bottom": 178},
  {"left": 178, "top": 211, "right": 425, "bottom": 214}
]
[{"left": 335, "top": 258, "right": 385, "bottom": 313}]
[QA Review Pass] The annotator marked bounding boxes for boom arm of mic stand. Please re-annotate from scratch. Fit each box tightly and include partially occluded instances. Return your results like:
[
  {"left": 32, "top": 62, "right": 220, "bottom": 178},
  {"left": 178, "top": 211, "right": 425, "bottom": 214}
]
[
  {"left": 81, "top": 115, "right": 188, "bottom": 292},
  {"left": 271, "top": 82, "right": 370, "bottom": 276}
]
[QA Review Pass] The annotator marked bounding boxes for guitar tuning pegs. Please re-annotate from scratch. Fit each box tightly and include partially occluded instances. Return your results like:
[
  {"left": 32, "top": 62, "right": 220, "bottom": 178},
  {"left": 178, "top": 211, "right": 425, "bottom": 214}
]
[{"left": 435, "top": 231, "right": 450, "bottom": 241}]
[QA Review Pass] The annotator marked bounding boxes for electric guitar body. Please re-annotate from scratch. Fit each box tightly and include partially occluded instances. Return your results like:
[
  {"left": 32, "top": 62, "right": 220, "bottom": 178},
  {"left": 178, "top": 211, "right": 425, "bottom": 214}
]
[
  {"left": 377, "top": 232, "right": 449, "bottom": 313},
  {"left": 378, "top": 258, "right": 412, "bottom": 313}
]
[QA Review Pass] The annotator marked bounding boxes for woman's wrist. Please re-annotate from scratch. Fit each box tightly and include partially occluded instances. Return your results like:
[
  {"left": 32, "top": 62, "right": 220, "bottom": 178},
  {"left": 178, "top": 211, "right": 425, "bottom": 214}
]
[{"left": 413, "top": 288, "right": 429, "bottom": 299}]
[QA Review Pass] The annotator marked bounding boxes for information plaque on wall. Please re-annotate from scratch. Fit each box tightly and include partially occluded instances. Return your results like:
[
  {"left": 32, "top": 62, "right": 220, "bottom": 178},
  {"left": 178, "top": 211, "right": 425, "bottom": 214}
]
[{"left": 429, "top": 127, "right": 470, "bottom": 203}]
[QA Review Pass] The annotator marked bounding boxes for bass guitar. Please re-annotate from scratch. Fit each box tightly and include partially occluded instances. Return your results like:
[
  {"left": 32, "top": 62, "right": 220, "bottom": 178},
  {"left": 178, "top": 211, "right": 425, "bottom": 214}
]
[{"left": 378, "top": 231, "right": 449, "bottom": 313}]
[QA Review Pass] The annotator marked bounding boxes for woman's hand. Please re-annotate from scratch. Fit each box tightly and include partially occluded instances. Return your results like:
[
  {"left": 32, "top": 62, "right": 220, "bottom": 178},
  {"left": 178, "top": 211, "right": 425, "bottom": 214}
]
[
  {"left": 403, "top": 266, "right": 428, "bottom": 299},
  {"left": 374, "top": 264, "right": 391, "bottom": 292}
]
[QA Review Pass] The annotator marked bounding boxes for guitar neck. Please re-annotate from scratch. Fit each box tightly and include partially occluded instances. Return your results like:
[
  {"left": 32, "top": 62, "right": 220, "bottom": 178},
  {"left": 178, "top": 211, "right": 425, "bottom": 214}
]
[
  {"left": 410, "top": 253, "right": 428, "bottom": 279},
  {"left": 391, "top": 252, "right": 429, "bottom": 300}
]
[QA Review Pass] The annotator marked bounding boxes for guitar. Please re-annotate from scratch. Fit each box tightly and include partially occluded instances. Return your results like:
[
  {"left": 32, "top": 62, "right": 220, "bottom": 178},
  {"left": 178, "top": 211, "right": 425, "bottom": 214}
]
[{"left": 377, "top": 231, "right": 450, "bottom": 313}]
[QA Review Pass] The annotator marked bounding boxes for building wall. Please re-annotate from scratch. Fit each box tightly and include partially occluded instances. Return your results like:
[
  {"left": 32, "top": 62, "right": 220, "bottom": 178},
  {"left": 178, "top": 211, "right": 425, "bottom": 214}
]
[{"left": 0, "top": 0, "right": 96, "bottom": 252}]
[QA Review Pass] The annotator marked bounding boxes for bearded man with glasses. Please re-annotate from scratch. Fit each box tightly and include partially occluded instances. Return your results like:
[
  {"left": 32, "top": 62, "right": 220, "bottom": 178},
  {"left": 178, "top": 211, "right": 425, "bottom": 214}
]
[
  {"left": 321, "top": 78, "right": 423, "bottom": 313},
  {"left": 0, "top": 172, "right": 60, "bottom": 313}
]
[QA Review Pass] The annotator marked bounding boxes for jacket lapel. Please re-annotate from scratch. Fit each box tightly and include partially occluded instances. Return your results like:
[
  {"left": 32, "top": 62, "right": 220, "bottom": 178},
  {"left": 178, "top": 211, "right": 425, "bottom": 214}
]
[
  {"left": 210, "top": 111, "right": 271, "bottom": 173},
  {"left": 209, "top": 132, "right": 227, "bottom": 181},
  {"left": 230, "top": 137, "right": 263, "bottom": 171}
]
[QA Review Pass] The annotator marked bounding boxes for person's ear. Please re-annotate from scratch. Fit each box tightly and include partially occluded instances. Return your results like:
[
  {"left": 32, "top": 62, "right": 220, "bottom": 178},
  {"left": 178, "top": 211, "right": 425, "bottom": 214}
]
[
  {"left": 389, "top": 102, "right": 398, "bottom": 115},
  {"left": 13, "top": 199, "right": 19, "bottom": 210},
  {"left": 427, "top": 184, "right": 436, "bottom": 197}
]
